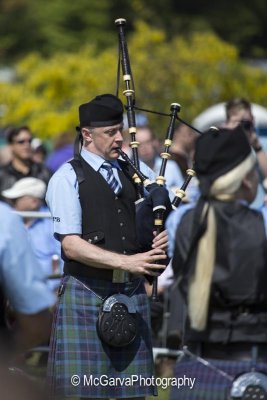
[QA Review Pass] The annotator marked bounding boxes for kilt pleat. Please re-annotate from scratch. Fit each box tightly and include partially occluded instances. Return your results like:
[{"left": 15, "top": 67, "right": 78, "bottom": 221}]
[
  {"left": 170, "top": 356, "right": 267, "bottom": 400},
  {"left": 47, "top": 275, "right": 157, "bottom": 398}
]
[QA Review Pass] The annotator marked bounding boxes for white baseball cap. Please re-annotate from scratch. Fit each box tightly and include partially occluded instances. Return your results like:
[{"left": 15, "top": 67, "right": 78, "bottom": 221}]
[{"left": 2, "top": 177, "right": 46, "bottom": 199}]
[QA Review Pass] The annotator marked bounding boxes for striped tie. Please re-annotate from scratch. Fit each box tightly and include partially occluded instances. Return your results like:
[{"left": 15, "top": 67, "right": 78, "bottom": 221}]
[{"left": 101, "top": 161, "right": 122, "bottom": 195}]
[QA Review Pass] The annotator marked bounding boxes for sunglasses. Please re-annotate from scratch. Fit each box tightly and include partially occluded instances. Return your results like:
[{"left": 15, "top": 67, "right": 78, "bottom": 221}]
[{"left": 13, "top": 138, "right": 33, "bottom": 145}]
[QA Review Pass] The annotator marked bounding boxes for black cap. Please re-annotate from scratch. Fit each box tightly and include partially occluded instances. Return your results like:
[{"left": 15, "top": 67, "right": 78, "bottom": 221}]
[
  {"left": 79, "top": 94, "right": 124, "bottom": 127},
  {"left": 194, "top": 125, "right": 251, "bottom": 195}
]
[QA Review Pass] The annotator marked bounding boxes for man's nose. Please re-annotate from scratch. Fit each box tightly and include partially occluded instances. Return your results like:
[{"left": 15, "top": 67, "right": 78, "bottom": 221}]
[{"left": 115, "top": 130, "right": 123, "bottom": 141}]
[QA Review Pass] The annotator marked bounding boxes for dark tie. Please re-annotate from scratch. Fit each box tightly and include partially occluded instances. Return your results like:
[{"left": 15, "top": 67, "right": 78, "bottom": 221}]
[{"left": 101, "top": 161, "right": 122, "bottom": 195}]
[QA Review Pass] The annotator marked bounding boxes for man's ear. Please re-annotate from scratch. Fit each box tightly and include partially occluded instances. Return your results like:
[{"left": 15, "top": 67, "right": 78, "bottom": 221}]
[{"left": 81, "top": 128, "right": 92, "bottom": 143}]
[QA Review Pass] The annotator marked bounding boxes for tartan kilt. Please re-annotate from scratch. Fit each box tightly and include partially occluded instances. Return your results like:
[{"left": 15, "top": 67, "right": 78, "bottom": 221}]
[
  {"left": 47, "top": 275, "right": 157, "bottom": 399},
  {"left": 169, "top": 355, "right": 267, "bottom": 400}
]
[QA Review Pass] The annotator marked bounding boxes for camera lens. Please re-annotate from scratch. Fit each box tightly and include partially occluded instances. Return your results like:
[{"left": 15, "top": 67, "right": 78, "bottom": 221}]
[{"left": 241, "top": 120, "right": 253, "bottom": 131}]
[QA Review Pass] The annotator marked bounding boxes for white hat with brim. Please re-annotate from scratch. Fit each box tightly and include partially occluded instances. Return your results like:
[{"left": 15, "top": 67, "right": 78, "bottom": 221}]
[{"left": 2, "top": 177, "right": 46, "bottom": 199}]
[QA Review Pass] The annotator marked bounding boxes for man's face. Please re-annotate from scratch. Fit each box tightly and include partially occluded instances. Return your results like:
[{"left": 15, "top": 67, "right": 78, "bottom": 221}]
[
  {"left": 227, "top": 109, "right": 255, "bottom": 139},
  {"left": 174, "top": 124, "right": 197, "bottom": 152},
  {"left": 10, "top": 129, "right": 33, "bottom": 161},
  {"left": 135, "top": 128, "right": 156, "bottom": 164},
  {"left": 83, "top": 123, "right": 124, "bottom": 160}
]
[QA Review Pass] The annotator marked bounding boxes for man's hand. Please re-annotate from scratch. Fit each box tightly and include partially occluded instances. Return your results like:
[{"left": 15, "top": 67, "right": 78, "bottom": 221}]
[
  {"left": 250, "top": 131, "right": 261, "bottom": 149},
  {"left": 123, "top": 248, "right": 167, "bottom": 276},
  {"left": 152, "top": 229, "right": 168, "bottom": 251},
  {"left": 61, "top": 233, "right": 167, "bottom": 277}
]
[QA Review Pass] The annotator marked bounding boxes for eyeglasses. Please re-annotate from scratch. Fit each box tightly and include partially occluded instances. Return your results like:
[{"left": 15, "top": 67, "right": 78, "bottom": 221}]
[{"left": 13, "top": 138, "right": 33, "bottom": 145}]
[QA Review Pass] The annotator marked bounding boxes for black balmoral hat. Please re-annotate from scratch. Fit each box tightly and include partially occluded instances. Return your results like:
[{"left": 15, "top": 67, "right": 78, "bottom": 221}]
[
  {"left": 79, "top": 94, "right": 124, "bottom": 128},
  {"left": 194, "top": 125, "right": 251, "bottom": 195}
]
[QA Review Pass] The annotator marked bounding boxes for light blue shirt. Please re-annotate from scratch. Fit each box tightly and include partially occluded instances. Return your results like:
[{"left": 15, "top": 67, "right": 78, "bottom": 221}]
[
  {"left": 0, "top": 202, "right": 56, "bottom": 314},
  {"left": 166, "top": 201, "right": 267, "bottom": 258},
  {"left": 46, "top": 148, "right": 156, "bottom": 239},
  {"left": 27, "top": 211, "right": 63, "bottom": 290}
]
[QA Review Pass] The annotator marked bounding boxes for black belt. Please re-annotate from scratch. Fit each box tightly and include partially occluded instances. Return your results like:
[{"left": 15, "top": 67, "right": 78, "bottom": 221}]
[
  {"left": 64, "top": 262, "right": 136, "bottom": 282},
  {"left": 188, "top": 342, "right": 267, "bottom": 362}
]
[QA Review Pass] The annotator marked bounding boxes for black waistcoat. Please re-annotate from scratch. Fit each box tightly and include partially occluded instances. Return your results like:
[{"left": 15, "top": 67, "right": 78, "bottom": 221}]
[
  {"left": 64, "top": 157, "right": 140, "bottom": 280},
  {"left": 173, "top": 200, "right": 267, "bottom": 343}
]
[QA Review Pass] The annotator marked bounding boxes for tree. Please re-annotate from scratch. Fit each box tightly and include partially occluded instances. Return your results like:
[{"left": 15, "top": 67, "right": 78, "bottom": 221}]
[
  {"left": 0, "top": 22, "right": 267, "bottom": 139},
  {"left": 1, "top": 0, "right": 267, "bottom": 64},
  {"left": 0, "top": 0, "right": 119, "bottom": 63},
  {"left": 130, "top": 0, "right": 267, "bottom": 58}
]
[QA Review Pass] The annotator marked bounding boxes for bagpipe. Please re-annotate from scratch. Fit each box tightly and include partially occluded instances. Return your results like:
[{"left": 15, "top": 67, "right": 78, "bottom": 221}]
[{"left": 114, "top": 18, "right": 201, "bottom": 301}]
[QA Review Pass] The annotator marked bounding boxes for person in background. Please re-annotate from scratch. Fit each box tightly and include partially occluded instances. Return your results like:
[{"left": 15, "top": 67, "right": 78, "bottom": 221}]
[
  {"left": 0, "top": 127, "right": 12, "bottom": 166},
  {"left": 224, "top": 97, "right": 267, "bottom": 208},
  {"left": 0, "top": 200, "right": 56, "bottom": 356},
  {"left": 170, "top": 123, "right": 199, "bottom": 203},
  {"left": 170, "top": 123, "right": 197, "bottom": 177},
  {"left": 2, "top": 177, "right": 62, "bottom": 291},
  {"left": 135, "top": 125, "right": 184, "bottom": 198},
  {"left": 167, "top": 125, "right": 267, "bottom": 400},
  {"left": 0, "top": 126, "right": 51, "bottom": 197},
  {"left": 31, "top": 138, "right": 48, "bottom": 165},
  {"left": 121, "top": 112, "right": 149, "bottom": 157},
  {"left": 0, "top": 200, "right": 55, "bottom": 399},
  {"left": 45, "top": 131, "right": 73, "bottom": 173}
]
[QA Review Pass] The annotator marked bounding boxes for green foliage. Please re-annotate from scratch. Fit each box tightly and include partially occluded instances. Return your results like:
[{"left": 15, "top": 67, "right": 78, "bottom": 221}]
[
  {"left": 1, "top": 22, "right": 267, "bottom": 139},
  {"left": 0, "top": 0, "right": 117, "bottom": 62},
  {"left": 1, "top": 0, "right": 267, "bottom": 63},
  {"left": 130, "top": 0, "right": 267, "bottom": 58}
]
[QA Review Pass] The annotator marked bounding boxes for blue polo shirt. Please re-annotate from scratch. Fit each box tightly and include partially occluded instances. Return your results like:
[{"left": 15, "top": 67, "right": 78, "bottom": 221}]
[
  {"left": 27, "top": 211, "right": 63, "bottom": 290},
  {"left": 0, "top": 202, "right": 56, "bottom": 314}
]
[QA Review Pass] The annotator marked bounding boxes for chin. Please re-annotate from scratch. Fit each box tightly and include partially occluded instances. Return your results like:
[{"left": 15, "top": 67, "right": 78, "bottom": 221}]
[
  {"left": 109, "top": 150, "right": 120, "bottom": 159},
  {"left": 110, "top": 156, "right": 119, "bottom": 161}
]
